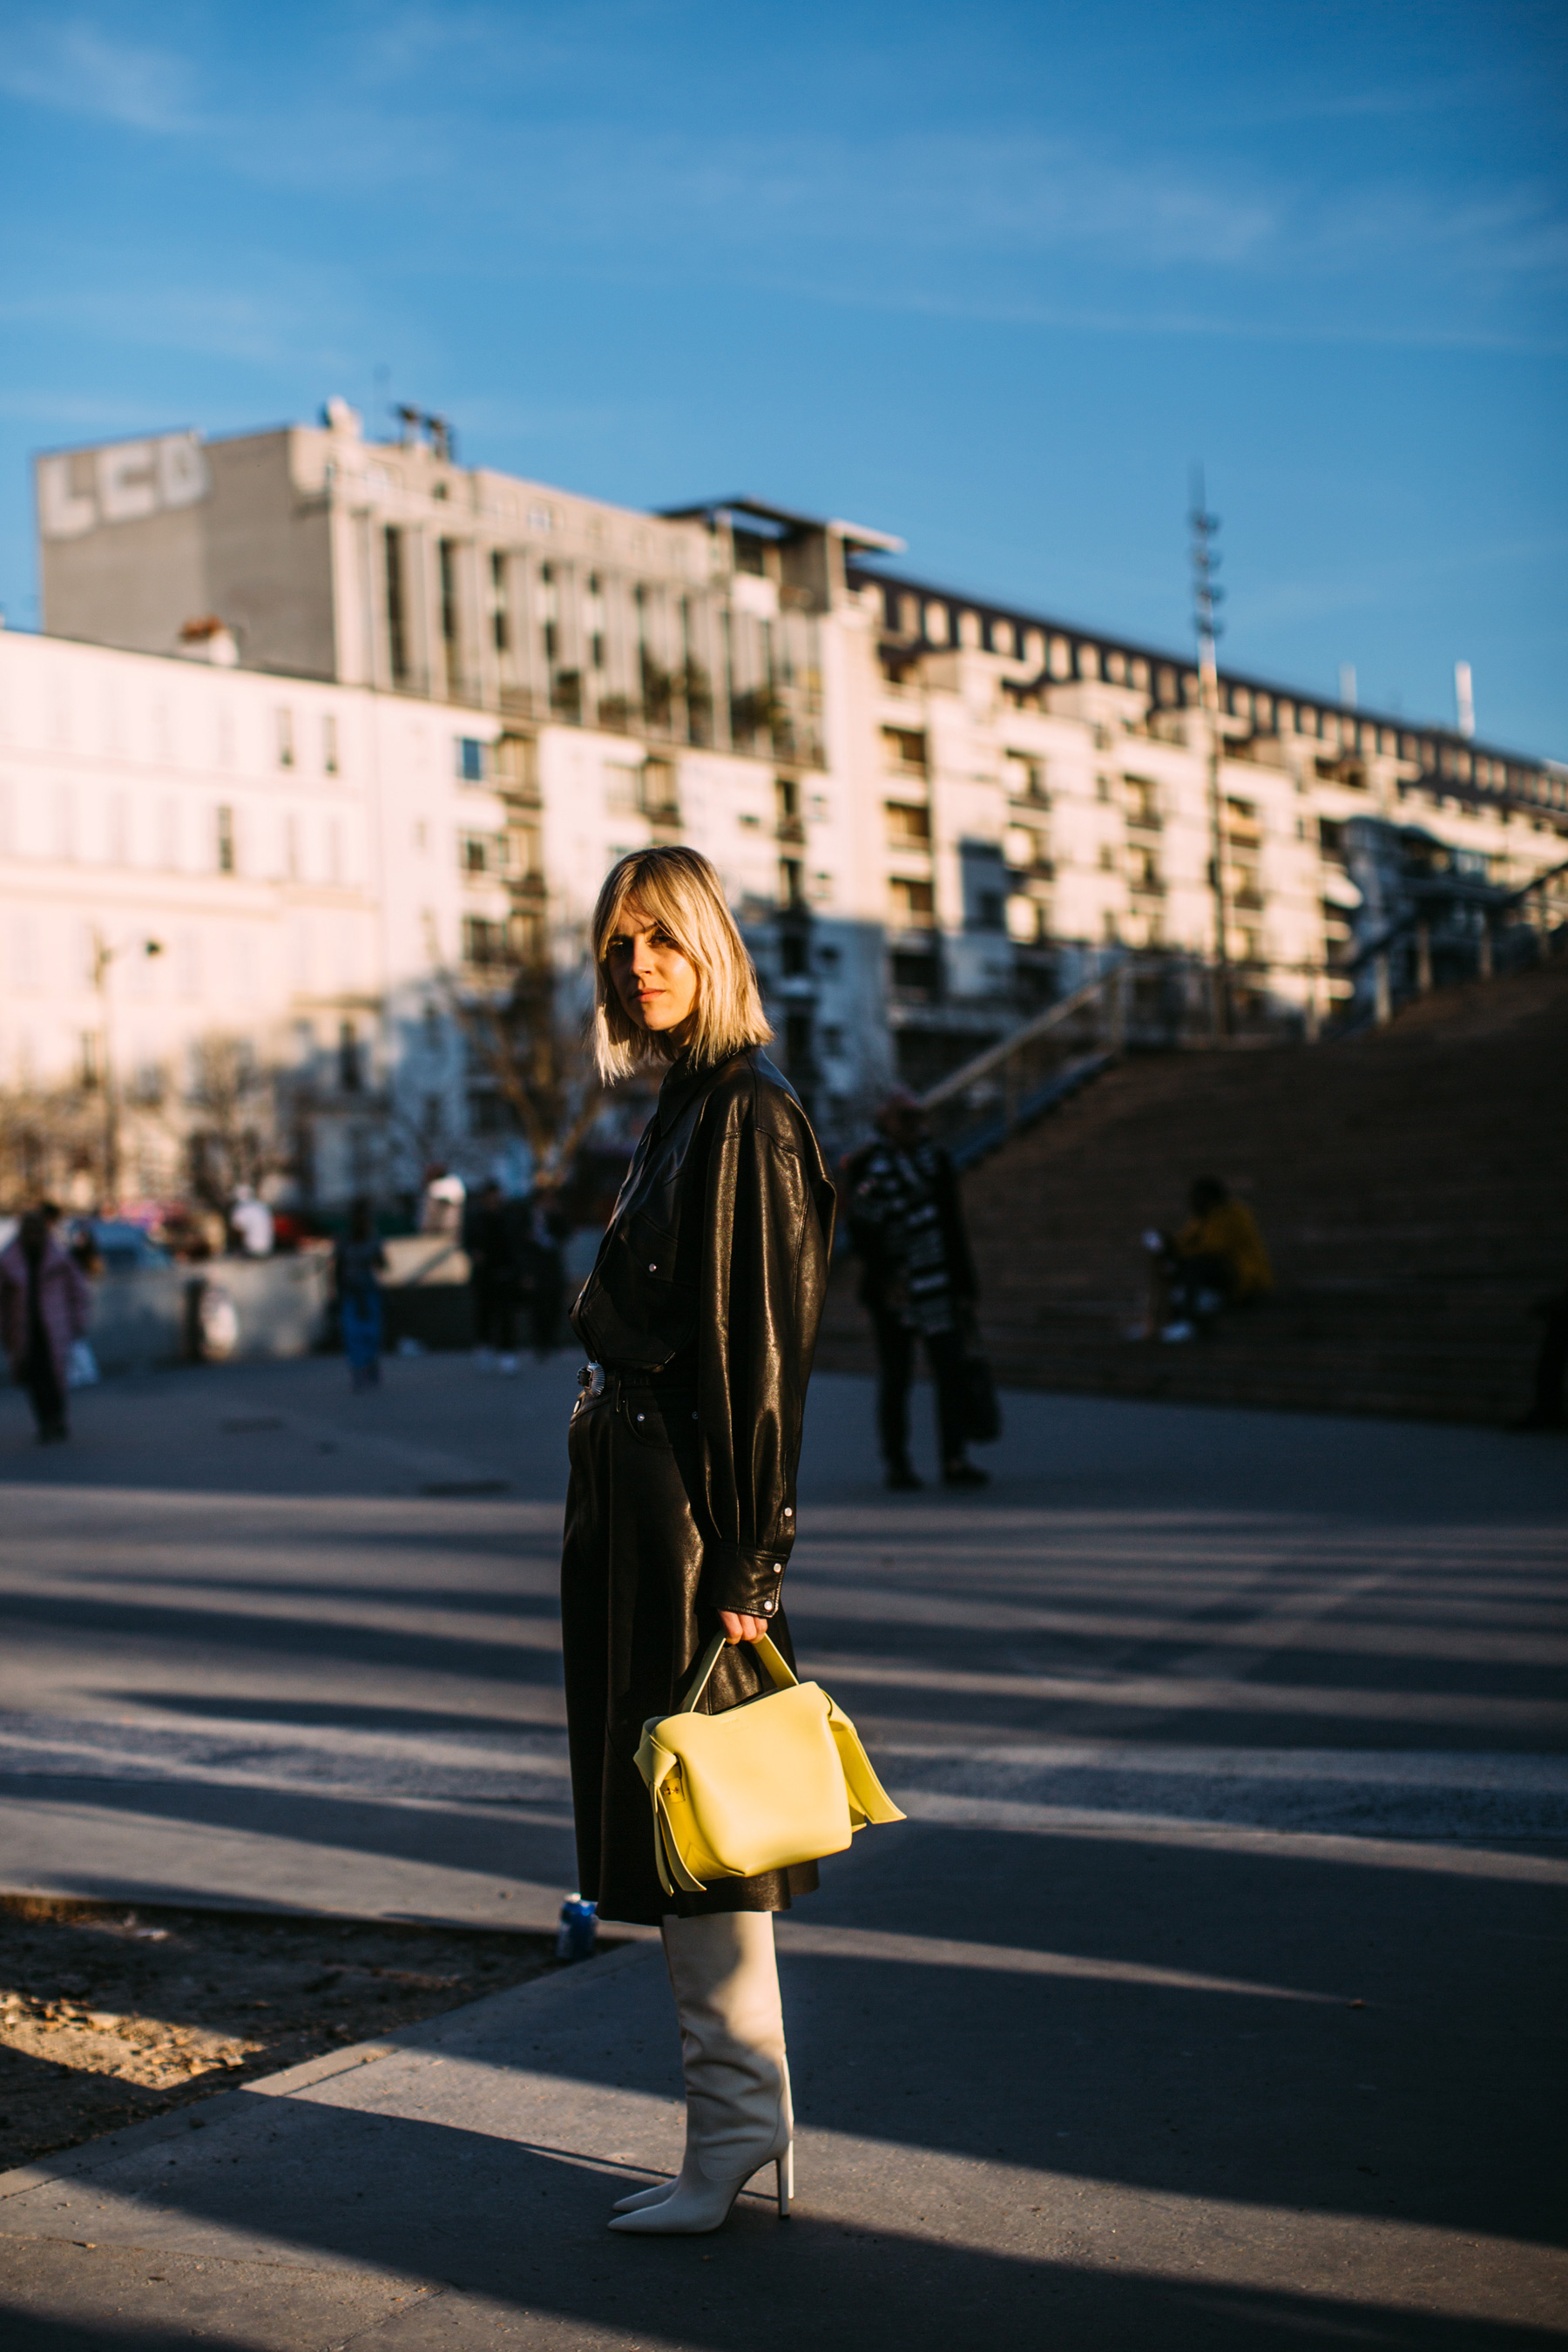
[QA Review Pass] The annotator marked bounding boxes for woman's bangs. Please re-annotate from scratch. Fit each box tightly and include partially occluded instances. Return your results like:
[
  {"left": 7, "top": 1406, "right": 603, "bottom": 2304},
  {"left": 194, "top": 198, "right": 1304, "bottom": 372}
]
[{"left": 595, "top": 855, "right": 699, "bottom": 968}]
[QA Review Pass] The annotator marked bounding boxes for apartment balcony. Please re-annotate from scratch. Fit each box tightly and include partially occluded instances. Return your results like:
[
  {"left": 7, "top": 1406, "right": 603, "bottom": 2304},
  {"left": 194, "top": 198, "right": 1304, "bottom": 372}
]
[
  {"left": 1227, "top": 733, "right": 1291, "bottom": 771},
  {"left": 1125, "top": 809, "right": 1164, "bottom": 835}
]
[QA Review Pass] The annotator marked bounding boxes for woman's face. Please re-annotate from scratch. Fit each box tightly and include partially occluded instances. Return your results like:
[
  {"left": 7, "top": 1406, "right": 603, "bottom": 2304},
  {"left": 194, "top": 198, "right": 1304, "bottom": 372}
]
[{"left": 605, "top": 903, "right": 700, "bottom": 1043}]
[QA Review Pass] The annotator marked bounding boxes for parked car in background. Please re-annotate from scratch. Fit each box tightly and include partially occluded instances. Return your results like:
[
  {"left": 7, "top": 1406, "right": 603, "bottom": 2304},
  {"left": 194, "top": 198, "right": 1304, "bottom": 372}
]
[{"left": 68, "top": 1219, "right": 173, "bottom": 1274}]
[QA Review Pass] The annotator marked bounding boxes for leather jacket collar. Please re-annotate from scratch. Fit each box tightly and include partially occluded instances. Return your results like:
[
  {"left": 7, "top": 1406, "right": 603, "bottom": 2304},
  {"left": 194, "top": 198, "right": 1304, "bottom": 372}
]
[{"left": 652, "top": 1050, "right": 714, "bottom": 1135}]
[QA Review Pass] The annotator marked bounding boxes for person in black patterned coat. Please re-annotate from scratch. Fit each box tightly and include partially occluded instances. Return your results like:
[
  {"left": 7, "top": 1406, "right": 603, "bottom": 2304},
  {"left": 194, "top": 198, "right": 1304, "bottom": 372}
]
[{"left": 845, "top": 1088, "right": 987, "bottom": 1489}]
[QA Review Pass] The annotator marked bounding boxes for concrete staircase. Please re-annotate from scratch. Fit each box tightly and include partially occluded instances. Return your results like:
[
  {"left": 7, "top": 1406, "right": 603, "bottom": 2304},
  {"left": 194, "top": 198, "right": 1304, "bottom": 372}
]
[{"left": 816, "top": 964, "right": 1568, "bottom": 1426}]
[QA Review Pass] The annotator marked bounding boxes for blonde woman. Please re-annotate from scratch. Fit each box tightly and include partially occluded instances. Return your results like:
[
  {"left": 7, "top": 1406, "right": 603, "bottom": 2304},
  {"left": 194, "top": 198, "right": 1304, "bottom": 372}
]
[{"left": 562, "top": 845, "right": 836, "bottom": 2234}]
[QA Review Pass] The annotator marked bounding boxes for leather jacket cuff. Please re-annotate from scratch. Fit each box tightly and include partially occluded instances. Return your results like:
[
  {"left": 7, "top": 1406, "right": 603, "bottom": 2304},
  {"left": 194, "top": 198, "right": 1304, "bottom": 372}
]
[{"left": 704, "top": 1544, "right": 790, "bottom": 1619}]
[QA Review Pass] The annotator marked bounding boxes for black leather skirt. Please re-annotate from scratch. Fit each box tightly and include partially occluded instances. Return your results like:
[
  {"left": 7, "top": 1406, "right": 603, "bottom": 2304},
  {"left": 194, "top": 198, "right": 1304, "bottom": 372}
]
[{"left": 559, "top": 1371, "right": 819, "bottom": 1927}]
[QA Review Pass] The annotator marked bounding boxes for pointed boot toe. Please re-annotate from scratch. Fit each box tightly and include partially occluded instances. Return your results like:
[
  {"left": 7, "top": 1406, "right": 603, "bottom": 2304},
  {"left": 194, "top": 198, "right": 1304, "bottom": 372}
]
[{"left": 611, "top": 2178, "right": 677, "bottom": 2214}]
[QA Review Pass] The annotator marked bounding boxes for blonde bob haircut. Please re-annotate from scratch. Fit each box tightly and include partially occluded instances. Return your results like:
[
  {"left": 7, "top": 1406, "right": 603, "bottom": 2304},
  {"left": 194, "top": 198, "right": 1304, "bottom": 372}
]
[{"left": 590, "top": 845, "right": 773, "bottom": 1084}]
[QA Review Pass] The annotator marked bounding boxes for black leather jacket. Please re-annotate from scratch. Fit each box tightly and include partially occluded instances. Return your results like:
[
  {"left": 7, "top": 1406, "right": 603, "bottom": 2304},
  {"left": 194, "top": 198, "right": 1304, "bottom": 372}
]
[{"left": 571, "top": 1048, "right": 836, "bottom": 1617}]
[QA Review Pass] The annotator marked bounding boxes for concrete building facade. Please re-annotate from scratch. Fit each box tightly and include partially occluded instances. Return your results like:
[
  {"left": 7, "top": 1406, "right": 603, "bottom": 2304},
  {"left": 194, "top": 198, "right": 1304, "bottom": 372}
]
[
  {"left": 0, "top": 627, "right": 510, "bottom": 1206},
  {"left": 19, "top": 404, "right": 1568, "bottom": 1200}
]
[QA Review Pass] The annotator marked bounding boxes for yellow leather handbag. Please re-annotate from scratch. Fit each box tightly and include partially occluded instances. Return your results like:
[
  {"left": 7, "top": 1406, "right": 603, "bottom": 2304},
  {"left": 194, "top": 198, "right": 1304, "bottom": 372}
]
[{"left": 634, "top": 1632, "right": 904, "bottom": 1897}]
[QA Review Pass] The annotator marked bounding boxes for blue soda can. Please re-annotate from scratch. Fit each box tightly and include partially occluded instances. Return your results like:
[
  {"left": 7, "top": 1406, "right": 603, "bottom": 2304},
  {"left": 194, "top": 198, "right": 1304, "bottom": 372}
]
[{"left": 555, "top": 1894, "right": 598, "bottom": 1962}]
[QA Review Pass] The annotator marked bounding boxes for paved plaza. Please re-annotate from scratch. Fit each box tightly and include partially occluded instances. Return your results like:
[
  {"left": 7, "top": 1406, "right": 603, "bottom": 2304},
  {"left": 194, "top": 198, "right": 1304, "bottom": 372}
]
[{"left": 0, "top": 1350, "right": 1564, "bottom": 2349}]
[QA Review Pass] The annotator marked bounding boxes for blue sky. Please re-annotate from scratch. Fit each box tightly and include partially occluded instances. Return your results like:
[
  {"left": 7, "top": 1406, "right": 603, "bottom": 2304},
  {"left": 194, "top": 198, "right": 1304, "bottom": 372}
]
[{"left": 2, "top": 0, "right": 1565, "bottom": 752}]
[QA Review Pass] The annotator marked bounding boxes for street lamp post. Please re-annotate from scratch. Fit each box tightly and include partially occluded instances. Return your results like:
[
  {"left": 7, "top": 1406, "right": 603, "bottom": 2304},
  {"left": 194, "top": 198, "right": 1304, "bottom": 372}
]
[
  {"left": 1190, "top": 470, "right": 1230, "bottom": 1043},
  {"left": 91, "top": 931, "right": 163, "bottom": 1206}
]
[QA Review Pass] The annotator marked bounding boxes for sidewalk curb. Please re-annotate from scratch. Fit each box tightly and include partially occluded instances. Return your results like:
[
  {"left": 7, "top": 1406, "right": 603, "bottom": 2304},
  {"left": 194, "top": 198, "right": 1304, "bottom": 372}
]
[{"left": 0, "top": 1936, "right": 659, "bottom": 2206}]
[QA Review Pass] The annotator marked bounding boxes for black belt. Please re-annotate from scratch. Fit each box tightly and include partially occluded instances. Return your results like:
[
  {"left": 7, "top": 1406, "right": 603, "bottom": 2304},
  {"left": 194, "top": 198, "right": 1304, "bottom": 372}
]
[{"left": 576, "top": 1362, "right": 697, "bottom": 1406}]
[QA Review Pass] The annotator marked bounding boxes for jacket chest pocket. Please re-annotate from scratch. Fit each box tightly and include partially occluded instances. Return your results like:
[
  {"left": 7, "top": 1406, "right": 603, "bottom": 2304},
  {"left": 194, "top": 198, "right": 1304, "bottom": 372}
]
[{"left": 626, "top": 1209, "right": 677, "bottom": 1285}]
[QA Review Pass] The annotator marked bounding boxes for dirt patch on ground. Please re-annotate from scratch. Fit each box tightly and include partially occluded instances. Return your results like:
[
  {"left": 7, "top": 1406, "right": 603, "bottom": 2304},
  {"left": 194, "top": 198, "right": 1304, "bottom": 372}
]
[{"left": 0, "top": 1896, "right": 564, "bottom": 2174}]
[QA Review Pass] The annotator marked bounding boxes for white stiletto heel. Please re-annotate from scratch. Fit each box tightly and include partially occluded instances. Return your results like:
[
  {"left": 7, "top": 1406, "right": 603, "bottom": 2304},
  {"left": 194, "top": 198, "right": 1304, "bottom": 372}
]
[{"left": 608, "top": 1913, "right": 794, "bottom": 2237}]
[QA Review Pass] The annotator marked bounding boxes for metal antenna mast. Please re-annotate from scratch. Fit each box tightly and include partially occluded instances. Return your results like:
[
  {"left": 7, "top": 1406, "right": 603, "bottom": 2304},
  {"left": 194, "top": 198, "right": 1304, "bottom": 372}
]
[{"left": 1190, "top": 466, "right": 1229, "bottom": 1040}]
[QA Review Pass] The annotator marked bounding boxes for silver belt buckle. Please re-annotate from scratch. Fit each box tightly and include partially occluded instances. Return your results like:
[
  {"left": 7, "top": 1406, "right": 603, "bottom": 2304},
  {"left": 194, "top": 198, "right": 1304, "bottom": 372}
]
[{"left": 577, "top": 1361, "right": 605, "bottom": 1400}]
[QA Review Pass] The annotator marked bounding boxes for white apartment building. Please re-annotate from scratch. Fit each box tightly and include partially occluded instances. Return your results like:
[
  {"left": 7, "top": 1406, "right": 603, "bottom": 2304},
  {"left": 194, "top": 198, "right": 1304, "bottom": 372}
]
[
  {"left": 18, "top": 403, "right": 1568, "bottom": 1200},
  {"left": 0, "top": 628, "right": 513, "bottom": 1206}
]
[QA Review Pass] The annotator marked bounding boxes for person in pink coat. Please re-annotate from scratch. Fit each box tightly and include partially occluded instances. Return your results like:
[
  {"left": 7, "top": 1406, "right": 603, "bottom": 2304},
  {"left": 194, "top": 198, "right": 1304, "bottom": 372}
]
[{"left": 0, "top": 1209, "right": 93, "bottom": 1443}]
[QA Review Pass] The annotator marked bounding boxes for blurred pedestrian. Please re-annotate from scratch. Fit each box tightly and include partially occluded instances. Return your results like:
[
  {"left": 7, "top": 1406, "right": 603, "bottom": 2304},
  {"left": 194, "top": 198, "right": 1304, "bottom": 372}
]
[
  {"left": 0, "top": 1207, "right": 92, "bottom": 1443},
  {"left": 420, "top": 1164, "right": 465, "bottom": 1237},
  {"left": 66, "top": 1216, "right": 102, "bottom": 1279},
  {"left": 1512, "top": 1281, "right": 1568, "bottom": 1431},
  {"left": 520, "top": 1183, "right": 570, "bottom": 1358},
  {"left": 231, "top": 1185, "right": 274, "bottom": 1257},
  {"left": 333, "top": 1199, "right": 388, "bottom": 1391},
  {"left": 465, "top": 1179, "right": 520, "bottom": 1370},
  {"left": 845, "top": 1088, "right": 987, "bottom": 1490},
  {"left": 1140, "top": 1176, "right": 1273, "bottom": 1342}
]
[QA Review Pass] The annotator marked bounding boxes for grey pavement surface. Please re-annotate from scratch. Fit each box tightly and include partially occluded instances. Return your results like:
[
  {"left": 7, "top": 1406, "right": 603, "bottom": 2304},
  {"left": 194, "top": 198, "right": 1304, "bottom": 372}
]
[{"left": 0, "top": 1350, "right": 1565, "bottom": 2349}]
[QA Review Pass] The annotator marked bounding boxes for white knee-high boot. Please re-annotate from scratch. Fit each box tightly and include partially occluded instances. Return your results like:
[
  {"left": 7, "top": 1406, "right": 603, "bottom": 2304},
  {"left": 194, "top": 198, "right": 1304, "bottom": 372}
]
[{"left": 609, "top": 1910, "right": 793, "bottom": 2234}]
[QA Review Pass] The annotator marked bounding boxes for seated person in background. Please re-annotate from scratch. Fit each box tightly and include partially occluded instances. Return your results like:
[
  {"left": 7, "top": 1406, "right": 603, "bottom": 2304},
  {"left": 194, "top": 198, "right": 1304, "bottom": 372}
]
[{"left": 1141, "top": 1175, "right": 1272, "bottom": 1342}]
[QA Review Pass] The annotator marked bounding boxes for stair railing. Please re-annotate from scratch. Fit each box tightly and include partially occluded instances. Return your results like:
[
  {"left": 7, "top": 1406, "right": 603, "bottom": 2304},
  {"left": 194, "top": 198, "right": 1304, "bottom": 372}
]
[
  {"left": 1343, "top": 853, "right": 1568, "bottom": 1024},
  {"left": 916, "top": 956, "right": 1135, "bottom": 1167}
]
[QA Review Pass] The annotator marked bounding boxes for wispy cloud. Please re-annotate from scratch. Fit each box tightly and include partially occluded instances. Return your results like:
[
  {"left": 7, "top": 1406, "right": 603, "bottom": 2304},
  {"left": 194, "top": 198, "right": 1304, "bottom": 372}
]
[
  {"left": 0, "top": 19, "right": 197, "bottom": 134},
  {"left": 3, "top": 14, "right": 1562, "bottom": 326},
  {"left": 0, "top": 275, "right": 369, "bottom": 372}
]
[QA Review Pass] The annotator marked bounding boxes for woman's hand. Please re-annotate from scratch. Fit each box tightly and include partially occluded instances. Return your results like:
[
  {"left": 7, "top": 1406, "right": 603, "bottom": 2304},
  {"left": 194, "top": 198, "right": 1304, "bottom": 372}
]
[{"left": 719, "top": 1609, "right": 769, "bottom": 1646}]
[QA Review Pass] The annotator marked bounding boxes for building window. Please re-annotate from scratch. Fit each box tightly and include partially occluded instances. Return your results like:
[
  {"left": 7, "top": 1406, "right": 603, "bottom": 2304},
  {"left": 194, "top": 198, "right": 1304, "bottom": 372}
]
[
  {"left": 490, "top": 551, "right": 510, "bottom": 654},
  {"left": 215, "top": 805, "right": 235, "bottom": 874},
  {"left": 460, "top": 833, "right": 494, "bottom": 874},
  {"left": 275, "top": 710, "right": 294, "bottom": 768},
  {"left": 885, "top": 800, "right": 931, "bottom": 847},
  {"left": 882, "top": 727, "right": 928, "bottom": 777},
  {"left": 439, "top": 539, "right": 460, "bottom": 674},
  {"left": 642, "top": 758, "right": 679, "bottom": 820},
  {"left": 779, "top": 857, "right": 805, "bottom": 909},
  {"left": 338, "top": 1020, "right": 362, "bottom": 1092},
  {"left": 890, "top": 946, "right": 941, "bottom": 1001},
  {"left": 889, "top": 875, "right": 936, "bottom": 924},
  {"left": 385, "top": 528, "right": 409, "bottom": 684},
  {"left": 541, "top": 562, "right": 558, "bottom": 664},
  {"left": 462, "top": 916, "right": 509, "bottom": 968},
  {"left": 456, "top": 737, "right": 489, "bottom": 783},
  {"left": 784, "top": 1009, "right": 813, "bottom": 1070},
  {"left": 586, "top": 573, "right": 605, "bottom": 671},
  {"left": 322, "top": 714, "right": 339, "bottom": 774}
]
